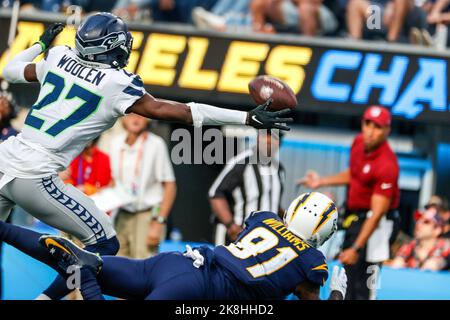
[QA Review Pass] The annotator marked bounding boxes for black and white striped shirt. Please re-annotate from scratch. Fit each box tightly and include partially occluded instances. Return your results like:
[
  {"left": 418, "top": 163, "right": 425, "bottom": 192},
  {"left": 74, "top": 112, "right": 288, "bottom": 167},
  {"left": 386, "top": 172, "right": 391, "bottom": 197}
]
[{"left": 209, "top": 148, "right": 285, "bottom": 245}]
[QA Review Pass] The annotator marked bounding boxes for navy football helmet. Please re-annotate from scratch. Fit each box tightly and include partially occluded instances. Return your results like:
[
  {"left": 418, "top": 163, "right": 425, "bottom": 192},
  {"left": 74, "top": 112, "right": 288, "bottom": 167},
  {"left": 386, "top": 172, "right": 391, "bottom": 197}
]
[{"left": 75, "top": 12, "right": 133, "bottom": 69}]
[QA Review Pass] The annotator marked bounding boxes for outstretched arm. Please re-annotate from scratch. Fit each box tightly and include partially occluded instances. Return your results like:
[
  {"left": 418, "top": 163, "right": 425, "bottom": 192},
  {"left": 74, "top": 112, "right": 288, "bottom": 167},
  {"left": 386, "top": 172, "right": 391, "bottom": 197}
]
[
  {"left": 4, "top": 23, "right": 293, "bottom": 131},
  {"left": 3, "top": 23, "right": 64, "bottom": 83},
  {"left": 297, "top": 168, "right": 350, "bottom": 189},
  {"left": 128, "top": 95, "right": 293, "bottom": 130},
  {"left": 127, "top": 93, "right": 194, "bottom": 124}
]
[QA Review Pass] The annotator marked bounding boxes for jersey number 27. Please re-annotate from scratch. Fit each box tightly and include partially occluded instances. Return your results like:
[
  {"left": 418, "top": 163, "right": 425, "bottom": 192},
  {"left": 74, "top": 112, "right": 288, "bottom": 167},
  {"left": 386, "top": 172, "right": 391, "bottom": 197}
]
[{"left": 25, "top": 72, "right": 102, "bottom": 137}]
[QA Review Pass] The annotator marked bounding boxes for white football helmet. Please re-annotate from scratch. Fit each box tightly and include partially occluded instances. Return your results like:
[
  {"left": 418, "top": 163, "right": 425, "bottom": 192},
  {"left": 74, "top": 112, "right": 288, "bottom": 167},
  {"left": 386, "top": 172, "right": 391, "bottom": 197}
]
[{"left": 283, "top": 192, "right": 338, "bottom": 248}]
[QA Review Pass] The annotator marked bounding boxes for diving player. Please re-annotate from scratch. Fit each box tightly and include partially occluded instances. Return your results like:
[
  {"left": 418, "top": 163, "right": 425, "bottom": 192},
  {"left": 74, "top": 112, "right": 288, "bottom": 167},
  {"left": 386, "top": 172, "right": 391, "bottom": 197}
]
[
  {"left": 0, "top": 192, "right": 347, "bottom": 300},
  {"left": 0, "top": 13, "right": 292, "bottom": 300}
]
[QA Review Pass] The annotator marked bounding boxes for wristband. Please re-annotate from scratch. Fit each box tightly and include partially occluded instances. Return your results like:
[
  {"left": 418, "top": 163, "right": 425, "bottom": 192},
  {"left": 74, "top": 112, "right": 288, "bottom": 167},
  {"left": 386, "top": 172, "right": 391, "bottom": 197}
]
[
  {"left": 351, "top": 244, "right": 363, "bottom": 254},
  {"left": 224, "top": 221, "right": 234, "bottom": 229},
  {"left": 153, "top": 216, "right": 167, "bottom": 224},
  {"left": 188, "top": 102, "right": 247, "bottom": 127},
  {"left": 35, "top": 40, "right": 46, "bottom": 52}
]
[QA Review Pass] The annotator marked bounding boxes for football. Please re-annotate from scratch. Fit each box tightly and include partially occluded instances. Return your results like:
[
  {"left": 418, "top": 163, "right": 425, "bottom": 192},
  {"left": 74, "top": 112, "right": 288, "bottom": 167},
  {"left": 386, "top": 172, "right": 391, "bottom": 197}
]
[{"left": 248, "top": 75, "right": 297, "bottom": 111}]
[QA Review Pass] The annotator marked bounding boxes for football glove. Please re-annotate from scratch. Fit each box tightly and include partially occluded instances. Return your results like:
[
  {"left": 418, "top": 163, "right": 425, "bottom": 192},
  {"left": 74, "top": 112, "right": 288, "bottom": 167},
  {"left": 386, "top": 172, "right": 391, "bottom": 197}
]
[
  {"left": 36, "top": 23, "right": 65, "bottom": 52},
  {"left": 329, "top": 265, "right": 348, "bottom": 299},
  {"left": 246, "top": 99, "right": 293, "bottom": 131}
]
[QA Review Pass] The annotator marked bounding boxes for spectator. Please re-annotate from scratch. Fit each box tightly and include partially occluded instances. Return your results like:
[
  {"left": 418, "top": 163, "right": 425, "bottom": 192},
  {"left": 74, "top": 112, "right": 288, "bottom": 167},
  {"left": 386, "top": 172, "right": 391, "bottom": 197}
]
[
  {"left": 209, "top": 130, "right": 285, "bottom": 245},
  {"left": 298, "top": 105, "right": 401, "bottom": 300},
  {"left": 40, "top": 0, "right": 72, "bottom": 13},
  {"left": 426, "top": 0, "right": 450, "bottom": 24},
  {"left": 0, "top": 91, "right": 18, "bottom": 142},
  {"left": 424, "top": 195, "right": 450, "bottom": 238},
  {"left": 114, "top": 0, "right": 152, "bottom": 20},
  {"left": 62, "top": 136, "right": 112, "bottom": 196},
  {"left": 18, "top": 0, "right": 69, "bottom": 12},
  {"left": 441, "top": 208, "right": 450, "bottom": 239},
  {"left": 420, "top": 0, "right": 450, "bottom": 47},
  {"left": 79, "top": 0, "right": 117, "bottom": 12},
  {"left": 114, "top": 0, "right": 217, "bottom": 23},
  {"left": 391, "top": 207, "right": 450, "bottom": 270},
  {"left": 192, "top": 0, "right": 252, "bottom": 32},
  {"left": 347, "top": 0, "right": 428, "bottom": 42},
  {"left": 250, "top": 0, "right": 338, "bottom": 35},
  {"left": 0, "top": 91, "right": 18, "bottom": 300},
  {"left": 110, "top": 113, "right": 176, "bottom": 258},
  {"left": 424, "top": 194, "right": 448, "bottom": 212},
  {"left": 31, "top": 0, "right": 117, "bottom": 13},
  {"left": 15, "top": 0, "right": 42, "bottom": 11}
]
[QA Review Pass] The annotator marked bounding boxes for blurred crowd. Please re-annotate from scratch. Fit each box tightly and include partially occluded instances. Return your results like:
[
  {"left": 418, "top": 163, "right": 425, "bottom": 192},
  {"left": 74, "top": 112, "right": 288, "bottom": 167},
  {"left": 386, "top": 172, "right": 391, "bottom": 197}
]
[{"left": 2, "top": 0, "right": 450, "bottom": 47}]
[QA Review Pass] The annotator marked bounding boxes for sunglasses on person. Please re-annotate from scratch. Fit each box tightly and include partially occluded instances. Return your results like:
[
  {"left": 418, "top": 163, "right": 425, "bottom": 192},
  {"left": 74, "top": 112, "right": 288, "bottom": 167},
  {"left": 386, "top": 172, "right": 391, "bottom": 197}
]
[{"left": 418, "top": 219, "right": 434, "bottom": 225}]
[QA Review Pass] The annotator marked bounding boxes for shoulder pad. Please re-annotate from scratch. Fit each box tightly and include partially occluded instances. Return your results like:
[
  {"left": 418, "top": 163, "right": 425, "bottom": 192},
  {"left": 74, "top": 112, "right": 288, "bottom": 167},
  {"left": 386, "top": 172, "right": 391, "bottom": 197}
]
[
  {"left": 245, "top": 211, "right": 279, "bottom": 227},
  {"left": 116, "top": 70, "right": 146, "bottom": 98}
]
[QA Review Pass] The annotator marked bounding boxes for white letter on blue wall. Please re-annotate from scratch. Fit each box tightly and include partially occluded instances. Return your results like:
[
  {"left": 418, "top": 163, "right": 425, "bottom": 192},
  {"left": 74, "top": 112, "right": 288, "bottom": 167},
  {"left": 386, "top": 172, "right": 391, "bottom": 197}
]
[
  {"left": 311, "top": 50, "right": 362, "bottom": 102},
  {"left": 392, "top": 58, "right": 447, "bottom": 119},
  {"left": 352, "top": 54, "right": 408, "bottom": 105}
]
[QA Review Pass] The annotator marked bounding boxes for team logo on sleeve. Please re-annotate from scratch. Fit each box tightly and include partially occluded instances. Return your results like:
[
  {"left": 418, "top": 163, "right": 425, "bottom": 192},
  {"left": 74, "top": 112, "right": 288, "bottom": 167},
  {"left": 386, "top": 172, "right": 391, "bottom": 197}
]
[
  {"left": 311, "top": 263, "right": 328, "bottom": 271},
  {"left": 363, "top": 164, "right": 371, "bottom": 174},
  {"left": 381, "top": 183, "right": 392, "bottom": 190}
]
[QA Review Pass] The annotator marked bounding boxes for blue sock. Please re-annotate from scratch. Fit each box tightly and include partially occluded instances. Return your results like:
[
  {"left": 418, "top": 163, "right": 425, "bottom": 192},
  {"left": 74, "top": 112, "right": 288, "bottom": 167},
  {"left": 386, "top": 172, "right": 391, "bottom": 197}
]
[
  {"left": 79, "top": 268, "right": 105, "bottom": 300},
  {"left": 43, "top": 236, "right": 120, "bottom": 300},
  {"left": 0, "top": 221, "right": 60, "bottom": 271}
]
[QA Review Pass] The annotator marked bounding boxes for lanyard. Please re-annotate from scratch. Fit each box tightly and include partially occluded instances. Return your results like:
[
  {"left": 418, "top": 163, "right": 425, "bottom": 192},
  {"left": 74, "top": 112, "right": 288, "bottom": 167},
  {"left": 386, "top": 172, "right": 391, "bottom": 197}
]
[
  {"left": 119, "top": 132, "right": 148, "bottom": 193},
  {"left": 77, "top": 154, "right": 93, "bottom": 186},
  {"left": 77, "top": 157, "right": 84, "bottom": 186}
]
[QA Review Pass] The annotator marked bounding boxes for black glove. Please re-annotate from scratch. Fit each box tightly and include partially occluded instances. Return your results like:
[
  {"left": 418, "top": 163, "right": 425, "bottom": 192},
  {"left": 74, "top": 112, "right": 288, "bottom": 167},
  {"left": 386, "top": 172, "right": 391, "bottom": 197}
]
[
  {"left": 36, "top": 23, "right": 65, "bottom": 51},
  {"left": 246, "top": 99, "right": 293, "bottom": 131}
]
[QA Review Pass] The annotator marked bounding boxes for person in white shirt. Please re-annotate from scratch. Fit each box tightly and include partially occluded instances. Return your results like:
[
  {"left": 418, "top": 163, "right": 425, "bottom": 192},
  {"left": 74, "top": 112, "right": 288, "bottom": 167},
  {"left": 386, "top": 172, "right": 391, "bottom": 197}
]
[{"left": 110, "top": 114, "right": 176, "bottom": 258}]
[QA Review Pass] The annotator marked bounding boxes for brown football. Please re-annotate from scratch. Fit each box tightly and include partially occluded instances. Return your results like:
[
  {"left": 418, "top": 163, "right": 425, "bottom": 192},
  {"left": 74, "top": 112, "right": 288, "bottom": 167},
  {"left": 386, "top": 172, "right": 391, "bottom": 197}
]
[{"left": 248, "top": 75, "right": 297, "bottom": 111}]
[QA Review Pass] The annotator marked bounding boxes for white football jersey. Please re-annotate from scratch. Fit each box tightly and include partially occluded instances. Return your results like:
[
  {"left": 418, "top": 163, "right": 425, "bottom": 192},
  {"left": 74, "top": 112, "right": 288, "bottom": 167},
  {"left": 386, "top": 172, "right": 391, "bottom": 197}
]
[{"left": 0, "top": 45, "right": 145, "bottom": 178}]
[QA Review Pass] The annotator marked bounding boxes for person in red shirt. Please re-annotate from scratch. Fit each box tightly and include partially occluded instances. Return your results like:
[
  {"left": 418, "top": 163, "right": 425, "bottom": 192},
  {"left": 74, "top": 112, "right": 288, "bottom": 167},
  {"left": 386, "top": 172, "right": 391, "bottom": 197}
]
[
  {"left": 298, "top": 105, "right": 401, "bottom": 300},
  {"left": 63, "top": 137, "right": 112, "bottom": 196}
]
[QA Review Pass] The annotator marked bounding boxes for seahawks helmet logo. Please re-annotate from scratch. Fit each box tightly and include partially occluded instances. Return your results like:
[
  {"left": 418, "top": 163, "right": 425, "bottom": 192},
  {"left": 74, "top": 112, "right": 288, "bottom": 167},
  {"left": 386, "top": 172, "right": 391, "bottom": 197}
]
[
  {"left": 103, "top": 33, "right": 126, "bottom": 50},
  {"left": 76, "top": 31, "right": 127, "bottom": 57}
]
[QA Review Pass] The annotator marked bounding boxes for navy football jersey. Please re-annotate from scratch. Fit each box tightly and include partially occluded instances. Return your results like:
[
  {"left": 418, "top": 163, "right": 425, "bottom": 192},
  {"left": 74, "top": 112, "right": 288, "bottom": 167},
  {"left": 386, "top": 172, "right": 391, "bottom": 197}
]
[{"left": 213, "top": 211, "right": 329, "bottom": 299}]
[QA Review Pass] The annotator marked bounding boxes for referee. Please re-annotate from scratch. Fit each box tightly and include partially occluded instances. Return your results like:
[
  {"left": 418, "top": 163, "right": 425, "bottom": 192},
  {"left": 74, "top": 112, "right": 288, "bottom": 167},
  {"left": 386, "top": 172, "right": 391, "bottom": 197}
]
[
  {"left": 298, "top": 106, "right": 401, "bottom": 300},
  {"left": 209, "top": 130, "right": 285, "bottom": 245}
]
